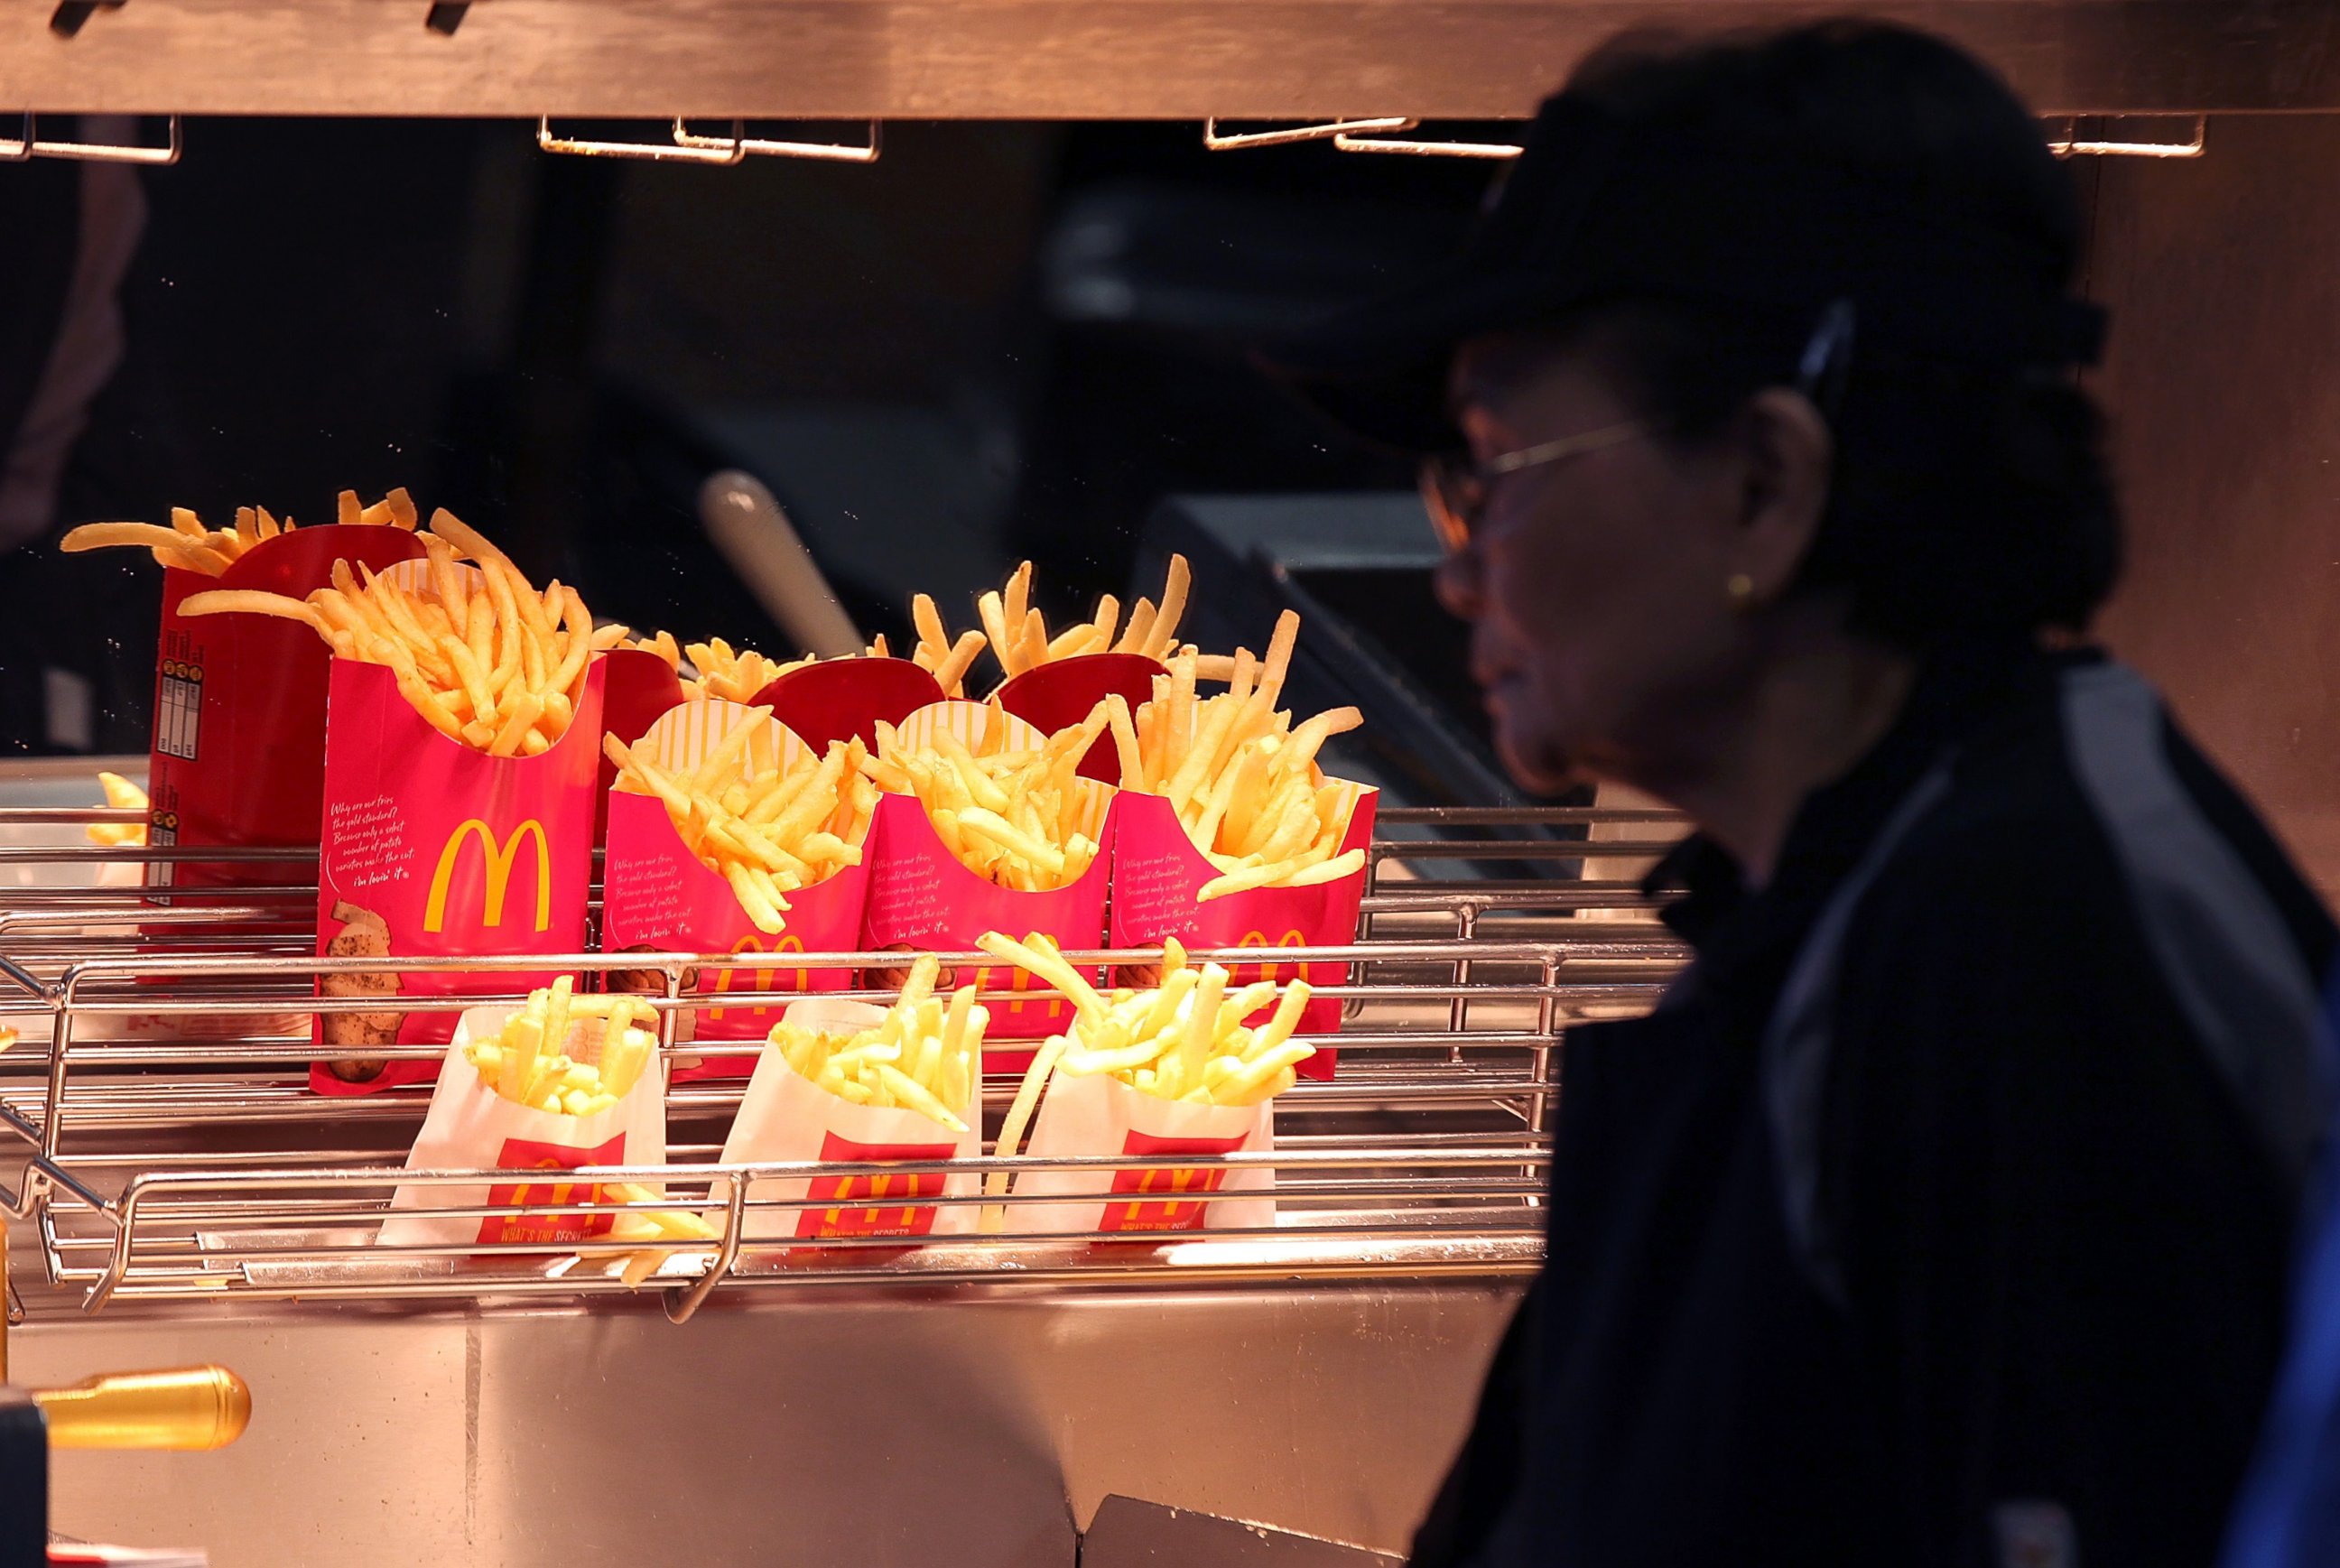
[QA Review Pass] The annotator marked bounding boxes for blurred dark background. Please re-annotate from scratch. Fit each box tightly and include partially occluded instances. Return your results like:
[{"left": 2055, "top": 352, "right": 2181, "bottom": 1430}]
[{"left": 0, "top": 117, "right": 1500, "bottom": 765}]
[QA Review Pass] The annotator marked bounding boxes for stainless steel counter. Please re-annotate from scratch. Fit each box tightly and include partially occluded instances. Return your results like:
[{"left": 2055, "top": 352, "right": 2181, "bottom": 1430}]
[{"left": 20, "top": 1283, "right": 1516, "bottom": 1565}]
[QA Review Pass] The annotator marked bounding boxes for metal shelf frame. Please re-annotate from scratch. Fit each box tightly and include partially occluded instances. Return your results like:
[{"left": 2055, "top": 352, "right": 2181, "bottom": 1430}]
[{"left": 0, "top": 803, "right": 1686, "bottom": 1324}]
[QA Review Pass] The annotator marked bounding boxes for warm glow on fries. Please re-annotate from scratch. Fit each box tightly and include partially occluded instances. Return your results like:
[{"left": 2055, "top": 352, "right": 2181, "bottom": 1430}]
[
  {"left": 680, "top": 637, "right": 811, "bottom": 704},
  {"left": 60, "top": 487, "right": 420, "bottom": 575},
  {"left": 906, "top": 593, "right": 988, "bottom": 697},
  {"left": 464, "top": 980, "right": 662, "bottom": 1114},
  {"left": 766, "top": 955, "right": 985, "bottom": 1132},
  {"left": 980, "top": 932, "right": 1314, "bottom": 1195},
  {"left": 866, "top": 703, "right": 1110, "bottom": 891},
  {"left": 1113, "top": 609, "right": 1364, "bottom": 898},
  {"left": 464, "top": 982, "right": 711, "bottom": 1285},
  {"left": 978, "top": 554, "right": 1195, "bottom": 683},
  {"left": 619, "top": 629, "right": 682, "bottom": 671},
  {"left": 86, "top": 771, "right": 148, "bottom": 848},
  {"left": 604, "top": 718, "right": 878, "bottom": 936},
  {"left": 173, "top": 506, "right": 601, "bottom": 754}
]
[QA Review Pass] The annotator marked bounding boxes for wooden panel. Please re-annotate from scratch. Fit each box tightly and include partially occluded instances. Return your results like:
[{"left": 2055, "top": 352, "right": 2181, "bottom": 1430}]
[
  {"left": 2089, "top": 114, "right": 2340, "bottom": 895},
  {"left": 2, "top": 0, "right": 2339, "bottom": 121}
]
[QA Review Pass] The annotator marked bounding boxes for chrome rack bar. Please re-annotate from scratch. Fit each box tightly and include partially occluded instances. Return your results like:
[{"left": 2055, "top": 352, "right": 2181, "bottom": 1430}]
[{"left": 2, "top": 802, "right": 1685, "bottom": 1316}]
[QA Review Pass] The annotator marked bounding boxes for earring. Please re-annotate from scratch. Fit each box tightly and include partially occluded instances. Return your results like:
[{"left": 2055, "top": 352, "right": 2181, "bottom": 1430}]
[{"left": 1725, "top": 572, "right": 1756, "bottom": 606}]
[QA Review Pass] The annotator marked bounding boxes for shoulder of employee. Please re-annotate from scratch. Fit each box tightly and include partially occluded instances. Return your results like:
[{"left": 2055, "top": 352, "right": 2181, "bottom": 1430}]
[{"left": 1820, "top": 650, "right": 2335, "bottom": 1568}]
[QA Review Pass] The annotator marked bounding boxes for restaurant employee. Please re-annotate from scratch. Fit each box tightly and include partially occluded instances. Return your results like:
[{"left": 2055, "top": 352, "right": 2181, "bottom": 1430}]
[{"left": 1269, "top": 21, "right": 2335, "bottom": 1568}]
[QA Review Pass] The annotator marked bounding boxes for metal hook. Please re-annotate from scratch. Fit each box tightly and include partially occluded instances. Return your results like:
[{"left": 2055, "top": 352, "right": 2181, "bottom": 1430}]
[
  {"left": 3, "top": 114, "right": 181, "bottom": 165},
  {"left": 538, "top": 116, "right": 744, "bottom": 164},
  {"left": 1202, "top": 116, "right": 1414, "bottom": 152},
  {"left": 674, "top": 117, "right": 882, "bottom": 163},
  {"left": 1332, "top": 127, "right": 1523, "bottom": 160},
  {"left": 2045, "top": 115, "right": 2206, "bottom": 160}
]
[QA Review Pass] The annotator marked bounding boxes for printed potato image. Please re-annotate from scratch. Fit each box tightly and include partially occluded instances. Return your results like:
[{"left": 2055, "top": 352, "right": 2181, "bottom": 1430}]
[
  {"left": 606, "top": 942, "right": 692, "bottom": 999},
  {"left": 321, "top": 899, "right": 403, "bottom": 1080}
]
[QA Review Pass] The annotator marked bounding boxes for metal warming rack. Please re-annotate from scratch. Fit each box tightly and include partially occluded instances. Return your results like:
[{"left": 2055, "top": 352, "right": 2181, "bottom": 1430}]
[{"left": 0, "top": 800, "right": 1685, "bottom": 1322}]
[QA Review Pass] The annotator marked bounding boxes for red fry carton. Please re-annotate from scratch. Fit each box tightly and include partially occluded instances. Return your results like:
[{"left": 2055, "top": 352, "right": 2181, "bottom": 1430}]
[
  {"left": 594, "top": 646, "right": 688, "bottom": 838},
  {"left": 146, "top": 524, "right": 429, "bottom": 895},
  {"left": 715, "top": 998, "right": 981, "bottom": 1243},
  {"left": 752, "top": 655, "right": 944, "bottom": 750},
  {"left": 311, "top": 627, "right": 607, "bottom": 1096},
  {"left": 995, "top": 652, "right": 1165, "bottom": 784},
  {"left": 1107, "top": 784, "right": 1377, "bottom": 1081},
  {"left": 1015, "top": 1072, "right": 1274, "bottom": 1236},
  {"left": 377, "top": 1005, "right": 669, "bottom": 1255},
  {"left": 600, "top": 700, "right": 874, "bottom": 1080},
  {"left": 861, "top": 700, "right": 1119, "bottom": 1063}
]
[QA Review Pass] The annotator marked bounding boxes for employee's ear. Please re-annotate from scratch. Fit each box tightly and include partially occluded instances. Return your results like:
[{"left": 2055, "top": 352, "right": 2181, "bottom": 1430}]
[{"left": 1731, "top": 387, "right": 1835, "bottom": 600}]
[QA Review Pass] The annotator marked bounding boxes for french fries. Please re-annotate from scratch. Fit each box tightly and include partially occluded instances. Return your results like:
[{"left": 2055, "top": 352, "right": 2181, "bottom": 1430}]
[
  {"left": 86, "top": 772, "right": 148, "bottom": 848},
  {"left": 463, "top": 983, "right": 719, "bottom": 1287},
  {"left": 619, "top": 630, "right": 682, "bottom": 671},
  {"left": 1114, "top": 610, "right": 1366, "bottom": 900},
  {"left": 766, "top": 955, "right": 986, "bottom": 1132},
  {"left": 175, "top": 507, "right": 607, "bottom": 754},
  {"left": 605, "top": 1180, "right": 720, "bottom": 1288},
  {"left": 605, "top": 718, "right": 878, "bottom": 936},
  {"left": 675, "top": 589, "right": 989, "bottom": 703},
  {"left": 980, "top": 932, "right": 1314, "bottom": 1194},
  {"left": 60, "top": 487, "right": 420, "bottom": 575},
  {"left": 906, "top": 593, "right": 988, "bottom": 697},
  {"left": 463, "top": 980, "right": 661, "bottom": 1113},
  {"left": 682, "top": 637, "right": 811, "bottom": 704},
  {"left": 979, "top": 554, "right": 1195, "bottom": 682},
  {"left": 865, "top": 702, "right": 1112, "bottom": 891}
]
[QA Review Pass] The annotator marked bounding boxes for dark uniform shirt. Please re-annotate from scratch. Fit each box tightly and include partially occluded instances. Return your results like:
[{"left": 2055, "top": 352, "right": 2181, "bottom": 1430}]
[{"left": 1412, "top": 642, "right": 2336, "bottom": 1568}]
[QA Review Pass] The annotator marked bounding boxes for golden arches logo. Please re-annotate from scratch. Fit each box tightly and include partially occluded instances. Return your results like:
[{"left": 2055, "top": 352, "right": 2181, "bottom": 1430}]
[
  {"left": 480, "top": 1135, "right": 623, "bottom": 1246},
  {"left": 1238, "top": 928, "right": 1313, "bottom": 988},
  {"left": 708, "top": 933, "right": 808, "bottom": 1020},
  {"left": 423, "top": 818, "right": 552, "bottom": 934},
  {"left": 505, "top": 1176, "right": 585, "bottom": 1211},
  {"left": 969, "top": 962, "right": 1045, "bottom": 1015},
  {"left": 1113, "top": 1163, "right": 1228, "bottom": 1229},
  {"left": 815, "top": 1170, "right": 939, "bottom": 1233},
  {"left": 803, "top": 1131, "right": 954, "bottom": 1238}
]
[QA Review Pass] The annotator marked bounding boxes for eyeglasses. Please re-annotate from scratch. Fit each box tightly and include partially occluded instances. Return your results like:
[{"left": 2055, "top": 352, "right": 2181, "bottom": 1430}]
[
  {"left": 1417, "top": 417, "right": 1658, "bottom": 553},
  {"left": 1420, "top": 298, "right": 1859, "bottom": 554}
]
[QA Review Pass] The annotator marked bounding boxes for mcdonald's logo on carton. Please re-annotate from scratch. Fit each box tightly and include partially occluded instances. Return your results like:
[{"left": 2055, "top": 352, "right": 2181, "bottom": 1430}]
[
  {"left": 800, "top": 1129, "right": 959, "bottom": 1239},
  {"left": 1102, "top": 1126, "right": 1249, "bottom": 1233},
  {"left": 1236, "top": 928, "right": 1317, "bottom": 991},
  {"left": 425, "top": 818, "right": 553, "bottom": 933},
  {"left": 1106, "top": 786, "right": 1378, "bottom": 1080},
  {"left": 599, "top": 776, "right": 870, "bottom": 1068},
  {"left": 479, "top": 1131, "right": 626, "bottom": 1246},
  {"left": 311, "top": 656, "right": 604, "bottom": 1094},
  {"left": 707, "top": 933, "right": 810, "bottom": 1022}
]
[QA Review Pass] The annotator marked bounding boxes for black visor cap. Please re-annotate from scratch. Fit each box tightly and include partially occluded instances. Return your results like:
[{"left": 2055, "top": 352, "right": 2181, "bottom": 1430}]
[{"left": 1258, "top": 93, "right": 2107, "bottom": 454}]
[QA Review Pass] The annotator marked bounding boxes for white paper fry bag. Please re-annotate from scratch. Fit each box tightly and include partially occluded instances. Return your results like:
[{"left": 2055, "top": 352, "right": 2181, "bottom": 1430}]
[
  {"left": 718, "top": 997, "right": 982, "bottom": 1242},
  {"left": 1013, "top": 1072, "right": 1275, "bottom": 1236},
  {"left": 378, "top": 1005, "right": 669, "bottom": 1254}
]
